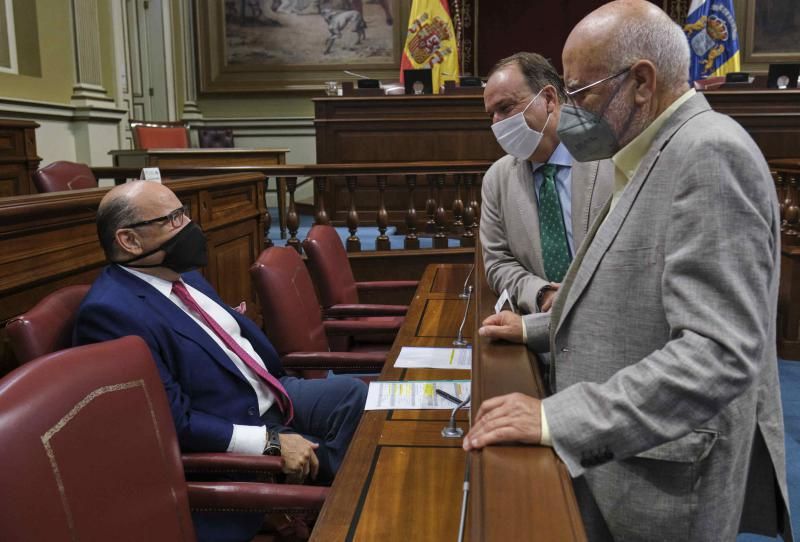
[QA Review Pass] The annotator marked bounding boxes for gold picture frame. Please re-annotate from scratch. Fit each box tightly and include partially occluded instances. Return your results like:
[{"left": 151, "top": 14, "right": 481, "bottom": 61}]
[
  {"left": 744, "top": 0, "right": 800, "bottom": 63},
  {"left": 196, "top": 0, "right": 406, "bottom": 94}
]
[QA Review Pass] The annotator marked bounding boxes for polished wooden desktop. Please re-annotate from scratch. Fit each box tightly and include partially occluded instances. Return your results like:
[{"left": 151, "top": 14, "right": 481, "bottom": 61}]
[
  {"left": 109, "top": 147, "right": 288, "bottom": 168},
  {"left": 310, "top": 263, "right": 585, "bottom": 541}
]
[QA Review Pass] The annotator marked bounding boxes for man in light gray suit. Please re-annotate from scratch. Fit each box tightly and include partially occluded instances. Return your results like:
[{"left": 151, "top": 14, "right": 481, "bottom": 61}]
[
  {"left": 481, "top": 52, "right": 612, "bottom": 313},
  {"left": 465, "top": 1, "right": 792, "bottom": 540}
]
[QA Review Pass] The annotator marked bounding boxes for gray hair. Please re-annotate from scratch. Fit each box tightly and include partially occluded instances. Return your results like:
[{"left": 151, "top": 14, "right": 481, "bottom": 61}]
[
  {"left": 96, "top": 194, "right": 139, "bottom": 259},
  {"left": 606, "top": 10, "right": 690, "bottom": 90},
  {"left": 489, "top": 52, "right": 567, "bottom": 102}
]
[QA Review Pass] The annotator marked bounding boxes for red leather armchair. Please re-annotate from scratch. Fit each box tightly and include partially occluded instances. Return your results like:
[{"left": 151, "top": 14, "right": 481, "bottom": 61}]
[
  {"left": 0, "top": 336, "right": 326, "bottom": 541},
  {"left": 32, "top": 161, "right": 98, "bottom": 192},
  {"left": 6, "top": 284, "right": 91, "bottom": 366},
  {"left": 130, "top": 119, "right": 190, "bottom": 149},
  {"left": 302, "top": 225, "right": 418, "bottom": 319},
  {"left": 250, "top": 246, "right": 399, "bottom": 378}
]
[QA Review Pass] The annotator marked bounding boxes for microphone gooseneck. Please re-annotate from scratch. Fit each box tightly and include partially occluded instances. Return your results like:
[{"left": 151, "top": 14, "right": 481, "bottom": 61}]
[
  {"left": 453, "top": 285, "right": 473, "bottom": 346},
  {"left": 459, "top": 265, "right": 475, "bottom": 299},
  {"left": 457, "top": 456, "right": 471, "bottom": 542},
  {"left": 441, "top": 392, "right": 470, "bottom": 438}
]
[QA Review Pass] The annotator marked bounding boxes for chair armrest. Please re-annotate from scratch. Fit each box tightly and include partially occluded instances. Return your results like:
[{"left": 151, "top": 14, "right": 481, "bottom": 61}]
[
  {"left": 187, "top": 481, "right": 328, "bottom": 511},
  {"left": 323, "top": 319, "right": 402, "bottom": 336},
  {"left": 181, "top": 453, "right": 283, "bottom": 475},
  {"left": 281, "top": 351, "right": 385, "bottom": 371},
  {"left": 355, "top": 280, "right": 419, "bottom": 293},
  {"left": 324, "top": 303, "right": 407, "bottom": 317}
]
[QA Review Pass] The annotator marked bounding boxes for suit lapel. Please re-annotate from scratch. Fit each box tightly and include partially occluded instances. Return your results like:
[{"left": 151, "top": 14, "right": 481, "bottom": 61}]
[
  {"left": 570, "top": 160, "right": 600, "bottom": 246},
  {"left": 551, "top": 94, "right": 713, "bottom": 340},
  {"left": 110, "top": 266, "right": 251, "bottom": 385},
  {"left": 513, "top": 159, "right": 545, "bottom": 274}
]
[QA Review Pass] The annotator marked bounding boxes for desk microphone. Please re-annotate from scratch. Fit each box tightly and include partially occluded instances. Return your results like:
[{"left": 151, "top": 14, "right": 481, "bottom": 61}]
[
  {"left": 453, "top": 285, "right": 472, "bottom": 346},
  {"left": 457, "top": 456, "right": 471, "bottom": 542},
  {"left": 343, "top": 70, "right": 371, "bottom": 79},
  {"left": 459, "top": 265, "right": 474, "bottom": 299},
  {"left": 441, "top": 392, "right": 470, "bottom": 438}
]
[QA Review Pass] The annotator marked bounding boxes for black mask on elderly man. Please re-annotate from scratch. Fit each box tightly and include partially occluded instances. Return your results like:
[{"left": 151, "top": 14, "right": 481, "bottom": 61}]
[{"left": 116, "top": 221, "right": 208, "bottom": 274}]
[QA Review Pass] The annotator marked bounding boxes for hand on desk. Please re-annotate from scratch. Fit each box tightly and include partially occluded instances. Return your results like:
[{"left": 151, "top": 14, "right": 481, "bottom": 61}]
[
  {"left": 462, "top": 392, "right": 541, "bottom": 451},
  {"left": 479, "top": 311, "right": 524, "bottom": 343},
  {"left": 280, "top": 433, "right": 320, "bottom": 483}
]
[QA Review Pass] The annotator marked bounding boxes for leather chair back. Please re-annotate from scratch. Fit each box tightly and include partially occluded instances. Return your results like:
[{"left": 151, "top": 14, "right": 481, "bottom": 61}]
[
  {"left": 6, "top": 284, "right": 91, "bottom": 365},
  {"left": 130, "top": 120, "right": 190, "bottom": 149},
  {"left": 250, "top": 246, "right": 329, "bottom": 355},
  {"left": 0, "top": 336, "right": 197, "bottom": 541},
  {"left": 198, "top": 128, "right": 234, "bottom": 148},
  {"left": 32, "top": 161, "right": 97, "bottom": 193},
  {"left": 302, "top": 225, "right": 359, "bottom": 307}
]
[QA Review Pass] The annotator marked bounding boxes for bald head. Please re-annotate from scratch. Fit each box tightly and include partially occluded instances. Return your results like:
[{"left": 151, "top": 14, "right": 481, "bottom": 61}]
[
  {"left": 564, "top": 0, "right": 689, "bottom": 95},
  {"left": 97, "top": 181, "right": 181, "bottom": 259}
]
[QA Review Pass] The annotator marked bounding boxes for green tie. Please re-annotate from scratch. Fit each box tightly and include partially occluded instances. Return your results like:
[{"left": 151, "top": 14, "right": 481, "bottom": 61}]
[{"left": 538, "top": 164, "right": 571, "bottom": 282}]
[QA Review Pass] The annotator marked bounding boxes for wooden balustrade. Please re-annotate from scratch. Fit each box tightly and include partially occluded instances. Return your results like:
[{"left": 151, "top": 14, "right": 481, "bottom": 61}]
[{"left": 90, "top": 161, "right": 491, "bottom": 254}]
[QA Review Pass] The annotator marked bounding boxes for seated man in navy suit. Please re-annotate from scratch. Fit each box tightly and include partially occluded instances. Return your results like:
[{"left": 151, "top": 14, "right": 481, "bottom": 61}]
[{"left": 74, "top": 180, "right": 367, "bottom": 542}]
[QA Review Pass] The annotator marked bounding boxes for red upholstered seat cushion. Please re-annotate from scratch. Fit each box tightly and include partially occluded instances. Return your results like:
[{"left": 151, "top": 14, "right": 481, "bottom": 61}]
[{"left": 135, "top": 126, "right": 189, "bottom": 149}]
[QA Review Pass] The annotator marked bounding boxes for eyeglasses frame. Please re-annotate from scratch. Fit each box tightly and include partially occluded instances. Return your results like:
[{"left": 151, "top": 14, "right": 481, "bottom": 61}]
[{"left": 123, "top": 205, "right": 188, "bottom": 229}]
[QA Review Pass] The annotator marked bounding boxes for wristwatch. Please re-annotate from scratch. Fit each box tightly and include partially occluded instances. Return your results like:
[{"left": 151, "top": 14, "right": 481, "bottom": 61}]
[{"left": 263, "top": 429, "right": 282, "bottom": 456}]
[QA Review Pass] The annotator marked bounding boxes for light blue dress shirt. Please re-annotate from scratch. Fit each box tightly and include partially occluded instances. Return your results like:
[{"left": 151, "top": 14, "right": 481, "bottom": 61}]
[{"left": 532, "top": 142, "right": 575, "bottom": 257}]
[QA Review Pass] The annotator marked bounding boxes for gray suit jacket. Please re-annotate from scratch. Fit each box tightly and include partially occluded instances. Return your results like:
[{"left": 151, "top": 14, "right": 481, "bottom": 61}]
[
  {"left": 480, "top": 154, "right": 613, "bottom": 313},
  {"left": 524, "top": 93, "right": 791, "bottom": 541}
]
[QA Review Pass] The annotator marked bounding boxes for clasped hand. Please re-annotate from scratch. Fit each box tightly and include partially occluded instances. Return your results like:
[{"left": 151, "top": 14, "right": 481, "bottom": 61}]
[{"left": 463, "top": 392, "right": 542, "bottom": 451}]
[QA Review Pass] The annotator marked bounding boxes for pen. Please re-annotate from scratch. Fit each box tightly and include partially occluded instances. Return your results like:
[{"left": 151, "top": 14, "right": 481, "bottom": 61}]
[{"left": 436, "top": 388, "right": 462, "bottom": 405}]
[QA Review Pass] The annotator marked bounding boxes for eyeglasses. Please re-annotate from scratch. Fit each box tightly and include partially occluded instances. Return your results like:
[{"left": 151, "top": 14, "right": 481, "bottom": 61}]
[
  {"left": 564, "top": 66, "right": 632, "bottom": 98},
  {"left": 123, "top": 205, "right": 187, "bottom": 229}
]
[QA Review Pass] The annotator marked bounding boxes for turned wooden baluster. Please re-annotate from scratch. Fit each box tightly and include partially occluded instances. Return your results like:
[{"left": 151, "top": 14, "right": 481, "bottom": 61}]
[
  {"left": 774, "top": 171, "right": 785, "bottom": 230},
  {"left": 346, "top": 175, "right": 361, "bottom": 252},
  {"left": 375, "top": 175, "right": 391, "bottom": 250},
  {"left": 434, "top": 174, "right": 448, "bottom": 248},
  {"left": 451, "top": 173, "right": 464, "bottom": 232},
  {"left": 404, "top": 174, "right": 420, "bottom": 250},
  {"left": 425, "top": 174, "right": 437, "bottom": 233},
  {"left": 469, "top": 173, "right": 480, "bottom": 232},
  {"left": 314, "top": 176, "right": 330, "bottom": 225},
  {"left": 784, "top": 174, "right": 799, "bottom": 245},
  {"left": 461, "top": 173, "right": 475, "bottom": 247},
  {"left": 285, "top": 176, "right": 301, "bottom": 252}
]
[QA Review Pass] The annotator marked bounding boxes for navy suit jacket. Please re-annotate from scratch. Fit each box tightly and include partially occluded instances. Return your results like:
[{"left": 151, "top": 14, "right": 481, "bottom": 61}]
[{"left": 74, "top": 265, "right": 285, "bottom": 453}]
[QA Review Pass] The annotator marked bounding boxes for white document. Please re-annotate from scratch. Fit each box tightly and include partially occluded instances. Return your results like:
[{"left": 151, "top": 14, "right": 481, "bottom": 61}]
[
  {"left": 394, "top": 346, "right": 471, "bottom": 369},
  {"left": 494, "top": 288, "right": 515, "bottom": 314},
  {"left": 365, "top": 380, "right": 471, "bottom": 410}
]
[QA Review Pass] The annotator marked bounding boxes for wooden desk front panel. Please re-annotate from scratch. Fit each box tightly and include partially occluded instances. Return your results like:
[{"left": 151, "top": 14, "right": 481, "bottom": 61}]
[
  {"left": 0, "top": 120, "right": 40, "bottom": 196},
  {"left": 110, "top": 148, "right": 288, "bottom": 168}
]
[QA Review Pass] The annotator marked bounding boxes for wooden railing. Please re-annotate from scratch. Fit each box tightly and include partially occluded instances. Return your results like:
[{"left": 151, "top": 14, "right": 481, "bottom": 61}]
[
  {"left": 771, "top": 160, "right": 800, "bottom": 247},
  {"left": 92, "top": 161, "right": 492, "bottom": 253}
]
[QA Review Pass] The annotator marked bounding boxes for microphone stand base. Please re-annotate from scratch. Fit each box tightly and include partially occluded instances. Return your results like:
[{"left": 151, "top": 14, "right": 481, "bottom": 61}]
[
  {"left": 442, "top": 426, "right": 464, "bottom": 438},
  {"left": 453, "top": 338, "right": 469, "bottom": 346}
]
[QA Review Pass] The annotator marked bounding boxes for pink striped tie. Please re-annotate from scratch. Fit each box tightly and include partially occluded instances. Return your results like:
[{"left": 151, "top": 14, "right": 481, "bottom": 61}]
[{"left": 172, "top": 280, "right": 294, "bottom": 424}]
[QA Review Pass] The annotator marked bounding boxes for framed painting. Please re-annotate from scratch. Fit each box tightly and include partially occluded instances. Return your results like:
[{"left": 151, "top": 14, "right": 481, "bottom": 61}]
[
  {"left": 744, "top": 0, "right": 800, "bottom": 63},
  {"left": 196, "top": 0, "right": 405, "bottom": 93}
]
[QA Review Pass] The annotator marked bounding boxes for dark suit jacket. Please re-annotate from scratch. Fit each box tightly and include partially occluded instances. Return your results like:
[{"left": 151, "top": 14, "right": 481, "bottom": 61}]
[{"left": 74, "top": 265, "right": 280, "bottom": 542}]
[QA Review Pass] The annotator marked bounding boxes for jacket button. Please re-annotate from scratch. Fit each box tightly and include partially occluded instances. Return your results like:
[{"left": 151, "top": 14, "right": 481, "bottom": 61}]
[
  {"left": 561, "top": 347, "right": 570, "bottom": 353},
  {"left": 247, "top": 407, "right": 257, "bottom": 416}
]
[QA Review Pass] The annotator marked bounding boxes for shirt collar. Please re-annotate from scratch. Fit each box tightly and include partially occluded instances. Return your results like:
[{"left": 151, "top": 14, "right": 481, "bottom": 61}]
[
  {"left": 612, "top": 88, "right": 696, "bottom": 183},
  {"left": 531, "top": 142, "right": 573, "bottom": 172},
  {"left": 118, "top": 264, "right": 176, "bottom": 298}
]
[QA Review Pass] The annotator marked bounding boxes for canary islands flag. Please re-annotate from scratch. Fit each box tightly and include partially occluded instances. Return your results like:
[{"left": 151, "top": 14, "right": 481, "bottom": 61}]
[
  {"left": 399, "top": 0, "right": 459, "bottom": 94},
  {"left": 683, "top": 0, "right": 740, "bottom": 82}
]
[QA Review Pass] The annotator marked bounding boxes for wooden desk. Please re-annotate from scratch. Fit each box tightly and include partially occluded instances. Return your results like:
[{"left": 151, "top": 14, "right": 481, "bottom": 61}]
[
  {"left": 0, "top": 119, "right": 40, "bottom": 197},
  {"left": 310, "top": 263, "right": 584, "bottom": 541}
]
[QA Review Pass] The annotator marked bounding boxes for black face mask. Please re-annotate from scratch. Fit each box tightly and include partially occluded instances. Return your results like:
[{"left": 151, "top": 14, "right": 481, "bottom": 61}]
[{"left": 116, "top": 221, "right": 208, "bottom": 274}]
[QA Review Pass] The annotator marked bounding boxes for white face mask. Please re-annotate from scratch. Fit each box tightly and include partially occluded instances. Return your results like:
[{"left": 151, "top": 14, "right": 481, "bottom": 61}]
[{"left": 491, "top": 88, "right": 550, "bottom": 160}]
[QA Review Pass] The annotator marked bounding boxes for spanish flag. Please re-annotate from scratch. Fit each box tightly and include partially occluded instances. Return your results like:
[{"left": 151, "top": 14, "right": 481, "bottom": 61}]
[
  {"left": 399, "top": 0, "right": 459, "bottom": 94},
  {"left": 683, "top": 0, "right": 741, "bottom": 82}
]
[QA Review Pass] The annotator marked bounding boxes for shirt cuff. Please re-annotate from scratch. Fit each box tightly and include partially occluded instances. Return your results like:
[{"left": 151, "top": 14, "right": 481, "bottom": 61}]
[
  {"left": 227, "top": 424, "right": 267, "bottom": 454},
  {"left": 522, "top": 317, "right": 528, "bottom": 343},
  {"left": 540, "top": 403, "right": 552, "bottom": 447}
]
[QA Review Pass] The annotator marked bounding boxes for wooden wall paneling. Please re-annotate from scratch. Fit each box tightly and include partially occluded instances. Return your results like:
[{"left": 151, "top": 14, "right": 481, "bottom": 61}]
[{"left": 0, "top": 120, "right": 41, "bottom": 196}]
